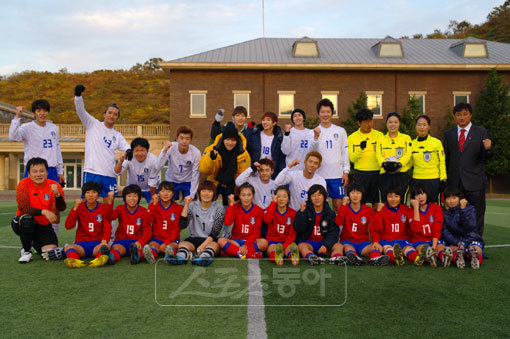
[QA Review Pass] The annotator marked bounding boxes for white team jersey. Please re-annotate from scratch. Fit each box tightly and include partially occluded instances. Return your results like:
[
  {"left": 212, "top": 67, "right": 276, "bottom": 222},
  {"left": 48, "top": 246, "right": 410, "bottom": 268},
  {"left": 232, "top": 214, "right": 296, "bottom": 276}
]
[
  {"left": 281, "top": 127, "right": 317, "bottom": 170},
  {"left": 157, "top": 142, "right": 201, "bottom": 197},
  {"left": 274, "top": 167, "right": 327, "bottom": 211},
  {"left": 315, "top": 124, "right": 350, "bottom": 179},
  {"left": 75, "top": 96, "right": 130, "bottom": 178},
  {"left": 260, "top": 133, "right": 273, "bottom": 160},
  {"left": 9, "top": 118, "right": 64, "bottom": 174},
  {"left": 235, "top": 167, "right": 276, "bottom": 209},
  {"left": 119, "top": 152, "right": 160, "bottom": 192}
]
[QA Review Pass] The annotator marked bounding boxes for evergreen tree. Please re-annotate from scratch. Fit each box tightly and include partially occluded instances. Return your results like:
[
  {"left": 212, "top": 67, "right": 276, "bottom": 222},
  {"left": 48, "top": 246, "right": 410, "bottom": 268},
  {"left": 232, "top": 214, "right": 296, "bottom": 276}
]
[
  {"left": 400, "top": 95, "right": 423, "bottom": 139},
  {"left": 473, "top": 68, "right": 510, "bottom": 175},
  {"left": 342, "top": 92, "right": 367, "bottom": 135}
]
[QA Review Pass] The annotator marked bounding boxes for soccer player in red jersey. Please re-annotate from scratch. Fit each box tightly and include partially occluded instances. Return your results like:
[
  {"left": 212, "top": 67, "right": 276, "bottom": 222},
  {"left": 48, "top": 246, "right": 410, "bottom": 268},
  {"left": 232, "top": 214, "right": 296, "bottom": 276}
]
[
  {"left": 263, "top": 186, "right": 299, "bottom": 265},
  {"left": 143, "top": 181, "right": 184, "bottom": 264},
  {"left": 108, "top": 184, "right": 151, "bottom": 265},
  {"left": 293, "top": 184, "right": 339, "bottom": 265},
  {"left": 370, "top": 186, "right": 427, "bottom": 266},
  {"left": 63, "top": 181, "right": 113, "bottom": 268},
  {"left": 217, "top": 183, "right": 268, "bottom": 259},
  {"left": 408, "top": 184, "right": 446, "bottom": 267},
  {"left": 13, "top": 157, "right": 66, "bottom": 263},
  {"left": 330, "top": 183, "right": 390, "bottom": 266}
]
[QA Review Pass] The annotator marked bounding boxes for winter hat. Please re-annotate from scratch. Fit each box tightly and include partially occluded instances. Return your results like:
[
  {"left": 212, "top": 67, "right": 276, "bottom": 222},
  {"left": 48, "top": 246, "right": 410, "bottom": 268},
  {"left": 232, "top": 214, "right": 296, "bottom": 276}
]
[
  {"left": 222, "top": 121, "right": 238, "bottom": 139},
  {"left": 291, "top": 109, "right": 306, "bottom": 124}
]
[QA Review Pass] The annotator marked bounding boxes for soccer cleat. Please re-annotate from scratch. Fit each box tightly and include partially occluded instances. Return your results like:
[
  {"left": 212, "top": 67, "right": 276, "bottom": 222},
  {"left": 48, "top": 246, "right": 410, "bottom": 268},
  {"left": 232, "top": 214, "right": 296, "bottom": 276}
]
[
  {"left": 456, "top": 243, "right": 465, "bottom": 269},
  {"left": 469, "top": 246, "right": 480, "bottom": 270},
  {"left": 346, "top": 252, "right": 366, "bottom": 266},
  {"left": 129, "top": 242, "right": 140, "bottom": 265},
  {"left": 414, "top": 244, "right": 429, "bottom": 266},
  {"left": 442, "top": 247, "right": 453, "bottom": 268},
  {"left": 368, "top": 254, "right": 390, "bottom": 266},
  {"left": 426, "top": 246, "right": 437, "bottom": 267},
  {"left": 143, "top": 244, "right": 156, "bottom": 264},
  {"left": 308, "top": 254, "right": 325, "bottom": 266},
  {"left": 237, "top": 251, "right": 246, "bottom": 260},
  {"left": 393, "top": 243, "right": 405, "bottom": 266},
  {"left": 274, "top": 243, "right": 284, "bottom": 266},
  {"left": 191, "top": 255, "right": 213, "bottom": 266},
  {"left": 99, "top": 245, "right": 115, "bottom": 265},
  {"left": 89, "top": 255, "right": 109, "bottom": 267},
  {"left": 329, "top": 256, "right": 348, "bottom": 265},
  {"left": 290, "top": 243, "right": 299, "bottom": 266},
  {"left": 164, "top": 246, "right": 179, "bottom": 265},
  {"left": 65, "top": 258, "right": 86, "bottom": 268},
  {"left": 19, "top": 250, "right": 33, "bottom": 263}
]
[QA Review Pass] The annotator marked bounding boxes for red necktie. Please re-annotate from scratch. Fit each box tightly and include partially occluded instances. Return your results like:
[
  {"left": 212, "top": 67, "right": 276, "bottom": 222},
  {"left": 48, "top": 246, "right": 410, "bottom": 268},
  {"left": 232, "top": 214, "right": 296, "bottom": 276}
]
[{"left": 459, "top": 128, "right": 466, "bottom": 151}]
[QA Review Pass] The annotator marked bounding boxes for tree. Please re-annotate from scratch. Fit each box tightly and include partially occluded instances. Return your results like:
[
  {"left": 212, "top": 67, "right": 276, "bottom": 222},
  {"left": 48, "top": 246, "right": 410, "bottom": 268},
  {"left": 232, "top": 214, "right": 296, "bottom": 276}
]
[
  {"left": 400, "top": 95, "right": 423, "bottom": 139},
  {"left": 473, "top": 68, "right": 510, "bottom": 175},
  {"left": 342, "top": 92, "right": 367, "bottom": 135}
]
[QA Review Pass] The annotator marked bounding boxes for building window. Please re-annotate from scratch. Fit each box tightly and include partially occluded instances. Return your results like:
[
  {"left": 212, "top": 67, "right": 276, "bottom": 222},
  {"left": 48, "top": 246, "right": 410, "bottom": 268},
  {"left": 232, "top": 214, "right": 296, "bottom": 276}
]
[
  {"left": 321, "top": 91, "right": 339, "bottom": 117},
  {"left": 378, "top": 43, "right": 403, "bottom": 58},
  {"left": 409, "top": 92, "right": 426, "bottom": 113},
  {"left": 278, "top": 91, "right": 295, "bottom": 117},
  {"left": 453, "top": 92, "right": 470, "bottom": 106},
  {"left": 366, "top": 91, "right": 383, "bottom": 117},
  {"left": 233, "top": 91, "right": 250, "bottom": 117},
  {"left": 189, "top": 91, "right": 207, "bottom": 117}
]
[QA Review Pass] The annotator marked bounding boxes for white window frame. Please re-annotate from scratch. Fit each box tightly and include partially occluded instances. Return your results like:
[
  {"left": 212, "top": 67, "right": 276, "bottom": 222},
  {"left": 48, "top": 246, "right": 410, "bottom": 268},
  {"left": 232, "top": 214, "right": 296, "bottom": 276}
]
[
  {"left": 321, "top": 91, "right": 339, "bottom": 117},
  {"left": 189, "top": 90, "right": 207, "bottom": 118},
  {"left": 277, "top": 91, "right": 295, "bottom": 117},
  {"left": 365, "top": 91, "right": 383, "bottom": 118},
  {"left": 409, "top": 91, "right": 426, "bottom": 113},
  {"left": 233, "top": 91, "right": 251, "bottom": 118},
  {"left": 453, "top": 91, "right": 470, "bottom": 106}
]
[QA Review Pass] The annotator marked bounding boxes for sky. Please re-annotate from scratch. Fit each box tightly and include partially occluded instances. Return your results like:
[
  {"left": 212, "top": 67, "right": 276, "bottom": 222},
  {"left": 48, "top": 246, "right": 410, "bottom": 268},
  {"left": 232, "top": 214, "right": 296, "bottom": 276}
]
[{"left": 0, "top": 0, "right": 504, "bottom": 75}]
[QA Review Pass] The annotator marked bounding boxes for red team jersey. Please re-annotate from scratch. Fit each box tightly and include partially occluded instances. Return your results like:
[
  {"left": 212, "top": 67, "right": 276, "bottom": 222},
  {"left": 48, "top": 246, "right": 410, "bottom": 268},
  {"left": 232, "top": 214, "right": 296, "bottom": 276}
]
[
  {"left": 307, "top": 213, "right": 325, "bottom": 242},
  {"left": 263, "top": 201, "right": 297, "bottom": 248},
  {"left": 16, "top": 178, "right": 65, "bottom": 225},
  {"left": 407, "top": 203, "right": 443, "bottom": 243},
  {"left": 146, "top": 201, "right": 183, "bottom": 245},
  {"left": 225, "top": 203, "right": 264, "bottom": 247},
  {"left": 111, "top": 204, "right": 151, "bottom": 244},
  {"left": 371, "top": 204, "right": 411, "bottom": 243},
  {"left": 336, "top": 204, "right": 374, "bottom": 243},
  {"left": 65, "top": 202, "right": 112, "bottom": 242}
]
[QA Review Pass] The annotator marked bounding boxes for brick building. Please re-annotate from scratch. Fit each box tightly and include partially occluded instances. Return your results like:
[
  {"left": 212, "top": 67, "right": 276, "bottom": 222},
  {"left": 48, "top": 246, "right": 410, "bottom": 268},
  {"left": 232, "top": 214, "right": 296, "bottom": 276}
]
[{"left": 161, "top": 36, "right": 510, "bottom": 151}]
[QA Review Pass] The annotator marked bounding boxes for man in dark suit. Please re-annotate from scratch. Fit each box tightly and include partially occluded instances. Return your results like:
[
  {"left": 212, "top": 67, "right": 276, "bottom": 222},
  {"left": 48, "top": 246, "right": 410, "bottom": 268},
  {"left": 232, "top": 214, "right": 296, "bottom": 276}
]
[{"left": 443, "top": 102, "right": 492, "bottom": 237}]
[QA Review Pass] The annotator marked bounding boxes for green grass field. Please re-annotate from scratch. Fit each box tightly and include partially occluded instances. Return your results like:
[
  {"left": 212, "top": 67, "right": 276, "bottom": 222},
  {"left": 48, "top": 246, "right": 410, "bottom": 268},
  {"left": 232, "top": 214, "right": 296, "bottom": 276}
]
[{"left": 1, "top": 200, "right": 509, "bottom": 337}]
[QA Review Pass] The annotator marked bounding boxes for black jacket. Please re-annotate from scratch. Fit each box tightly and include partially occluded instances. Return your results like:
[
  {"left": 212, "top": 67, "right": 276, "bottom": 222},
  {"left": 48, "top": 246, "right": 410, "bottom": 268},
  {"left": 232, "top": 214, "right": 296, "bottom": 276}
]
[
  {"left": 293, "top": 201, "right": 339, "bottom": 250},
  {"left": 443, "top": 124, "right": 492, "bottom": 192},
  {"left": 244, "top": 124, "right": 285, "bottom": 179}
]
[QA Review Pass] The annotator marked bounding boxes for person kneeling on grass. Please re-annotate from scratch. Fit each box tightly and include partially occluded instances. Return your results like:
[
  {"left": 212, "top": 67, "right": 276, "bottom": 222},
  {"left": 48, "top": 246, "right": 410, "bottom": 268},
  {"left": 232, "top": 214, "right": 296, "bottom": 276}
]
[
  {"left": 330, "top": 183, "right": 390, "bottom": 266},
  {"left": 217, "top": 183, "right": 268, "bottom": 259},
  {"left": 370, "top": 186, "right": 427, "bottom": 266},
  {"left": 408, "top": 184, "right": 449, "bottom": 267},
  {"left": 442, "top": 187, "right": 484, "bottom": 269},
  {"left": 168, "top": 180, "right": 225, "bottom": 266},
  {"left": 263, "top": 186, "right": 299, "bottom": 266},
  {"left": 63, "top": 181, "right": 113, "bottom": 268},
  {"left": 143, "top": 181, "right": 184, "bottom": 264},
  {"left": 108, "top": 184, "right": 151, "bottom": 265},
  {"left": 293, "top": 184, "right": 339, "bottom": 265}
]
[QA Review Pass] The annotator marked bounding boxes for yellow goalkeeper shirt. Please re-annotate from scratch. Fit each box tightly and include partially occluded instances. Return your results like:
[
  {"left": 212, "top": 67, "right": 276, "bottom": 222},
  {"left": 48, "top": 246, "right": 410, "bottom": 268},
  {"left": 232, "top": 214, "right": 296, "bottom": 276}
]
[
  {"left": 376, "top": 131, "right": 413, "bottom": 174},
  {"left": 348, "top": 128, "right": 384, "bottom": 171},
  {"left": 411, "top": 134, "right": 446, "bottom": 181}
]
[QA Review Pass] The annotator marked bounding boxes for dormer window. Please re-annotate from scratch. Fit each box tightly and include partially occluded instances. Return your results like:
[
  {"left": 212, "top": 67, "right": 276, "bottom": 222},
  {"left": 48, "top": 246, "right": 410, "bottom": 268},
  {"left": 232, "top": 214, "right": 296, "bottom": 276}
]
[
  {"left": 371, "top": 36, "right": 403, "bottom": 58},
  {"left": 293, "top": 37, "right": 319, "bottom": 57},
  {"left": 450, "top": 38, "right": 488, "bottom": 58}
]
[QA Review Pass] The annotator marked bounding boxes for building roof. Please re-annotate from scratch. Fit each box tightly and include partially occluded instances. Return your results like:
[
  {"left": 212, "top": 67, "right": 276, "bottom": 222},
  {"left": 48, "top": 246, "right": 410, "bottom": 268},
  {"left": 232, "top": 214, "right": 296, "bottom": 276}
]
[{"left": 161, "top": 37, "right": 510, "bottom": 71}]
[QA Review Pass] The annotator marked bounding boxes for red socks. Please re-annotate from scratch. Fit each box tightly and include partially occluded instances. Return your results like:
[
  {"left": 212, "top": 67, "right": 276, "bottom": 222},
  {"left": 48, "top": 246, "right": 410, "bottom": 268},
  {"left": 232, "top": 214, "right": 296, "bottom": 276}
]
[
  {"left": 407, "top": 251, "right": 417, "bottom": 262},
  {"left": 387, "top": 251, "right": 395, "bottom": 262},
  {"left": 66, "top": 250, "right": 80, "bottom": 259},
  {"left": 332, "top": 253, "right": 343, "bottom": 258},
  {"left": 111, "top": 250, "right": 121, "bottom": 262},
  {"left": 269, "top": 251, "right": 276, "bottom": 262},
  {"left": 224, "top": 243, "right": 240, "bottom": 256}
]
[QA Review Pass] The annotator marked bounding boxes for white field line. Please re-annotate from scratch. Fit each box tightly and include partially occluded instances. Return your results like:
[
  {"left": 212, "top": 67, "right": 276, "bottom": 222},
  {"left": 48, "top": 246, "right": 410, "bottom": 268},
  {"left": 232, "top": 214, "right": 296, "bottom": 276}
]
[{"left": 247, "top": 259, "right": 267, "bottom": 339}]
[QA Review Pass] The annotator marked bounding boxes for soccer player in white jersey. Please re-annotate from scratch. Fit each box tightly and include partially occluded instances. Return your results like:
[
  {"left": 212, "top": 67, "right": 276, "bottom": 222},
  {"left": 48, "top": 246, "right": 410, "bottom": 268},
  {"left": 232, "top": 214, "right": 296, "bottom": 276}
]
[
  {"left": 114, "top": 137, "right": 161, "bottom": 203},
  {"left": 314, "top": 98, "right": 350, "bottom": 212},
  {"left": 157, "top": 126, "right": 201, "bottom": 199},
  {"left": 281, "top": 109, "right": 319, "bottom": 171},
  {"left": 274, "top": 151, "right": 327, "bottom": 211},
  {"left": 74, "top": 85, "right": 130, "bottom": 201},
  {"left": 235, "top": 158, "right": 277, "bottom": 210},
  {"left": 10, "top": 100, "right": 64, "bottom": 184},
  {"left": 10, "top": 100, "right": 65, "bottom": 235}
]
